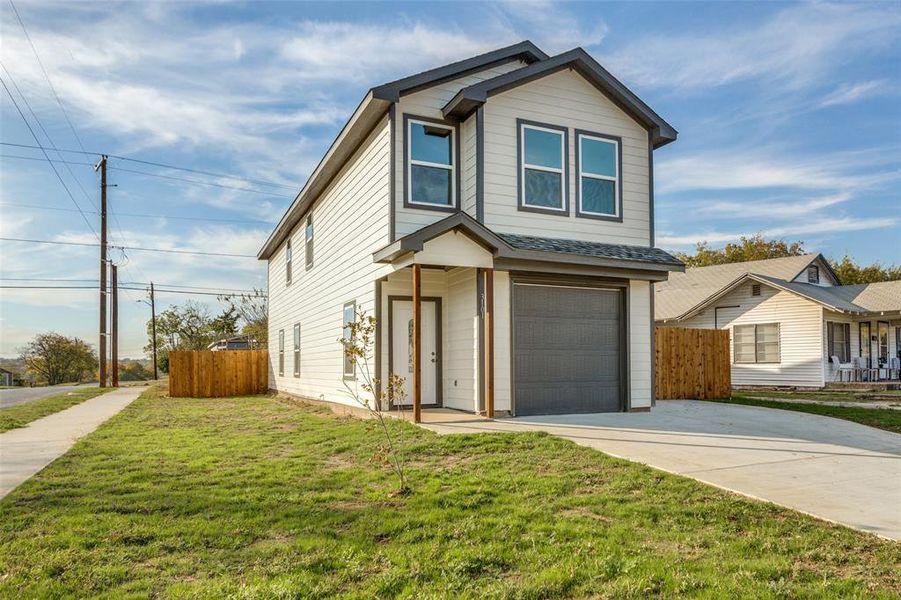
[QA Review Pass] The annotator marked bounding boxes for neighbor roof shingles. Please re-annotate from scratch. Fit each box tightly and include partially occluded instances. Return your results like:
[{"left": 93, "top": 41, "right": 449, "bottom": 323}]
[{"left": 497, "top": 233, "right": 684, "bottom": 266}]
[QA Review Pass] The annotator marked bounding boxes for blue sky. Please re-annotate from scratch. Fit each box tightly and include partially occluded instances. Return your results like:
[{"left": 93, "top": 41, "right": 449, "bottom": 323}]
[{"left": 1, "top": 1, "right": 899, "bottom": 358}]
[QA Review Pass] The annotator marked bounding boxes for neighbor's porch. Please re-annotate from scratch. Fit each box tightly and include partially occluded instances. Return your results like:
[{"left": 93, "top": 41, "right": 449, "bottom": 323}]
[{"left": 825, "top": 313, "right": 901, "bottom": 383}]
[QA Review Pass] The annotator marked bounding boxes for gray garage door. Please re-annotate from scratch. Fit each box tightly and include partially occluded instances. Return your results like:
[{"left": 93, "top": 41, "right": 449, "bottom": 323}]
[{"left": 513, "top": 284, "right": 622, "bottom": 415}]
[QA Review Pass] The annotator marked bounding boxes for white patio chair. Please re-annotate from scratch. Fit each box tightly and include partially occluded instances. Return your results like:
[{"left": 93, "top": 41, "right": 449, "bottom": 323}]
[
  {"left": 889, "top": 357, "right": 901, "bottom": 381},
  {"left": 852, "top": 356, "right": 878, "bottom": 382},
  {"left": 831, "top": 355, "right": 853, "bottom": 382}
]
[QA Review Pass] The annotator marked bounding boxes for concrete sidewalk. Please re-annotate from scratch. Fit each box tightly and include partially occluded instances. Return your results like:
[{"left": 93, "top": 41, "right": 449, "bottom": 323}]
[
  {"left": 0, "top": 387, "right": 142, "bottom": 499},
  {"left": 421, "top": 401, "right": 901, "bottom": 540}
]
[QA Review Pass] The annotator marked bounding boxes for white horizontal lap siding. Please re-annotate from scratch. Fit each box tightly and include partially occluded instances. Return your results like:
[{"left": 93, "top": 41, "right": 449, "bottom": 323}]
[
  {"left": 682, "top": 282, "right": 825, "bottom": 387},
  {"left": 629, "top": 280, "right": 652, "bottom": 408},
  {"left": 394, "top": 60, "right": 527, "bottom": 239},
  {"left": 445, "top": 268, "right": 478, "bottom": 411},
  {"left": 267, "top": 116, "right": 391, "bottom": 406},
  {"left": 483, "top": 70, "right": 650, "bottom": 245},
  {"left": 461, "top": 114, "right": 477, "bottom": 217}
]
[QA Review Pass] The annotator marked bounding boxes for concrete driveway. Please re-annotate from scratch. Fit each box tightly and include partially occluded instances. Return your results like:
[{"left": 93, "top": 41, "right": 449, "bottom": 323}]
[
  {"left": 421, "top": 401, "right": 901, "bottom": 540},
  {"left": 0, "top": 383, "right": 98, "bottom": 408}
]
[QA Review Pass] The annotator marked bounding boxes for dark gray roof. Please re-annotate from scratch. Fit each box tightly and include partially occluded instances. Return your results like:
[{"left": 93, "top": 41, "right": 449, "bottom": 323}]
[{"left": 498, "top": 232, "right": 684, "bottom": 266}]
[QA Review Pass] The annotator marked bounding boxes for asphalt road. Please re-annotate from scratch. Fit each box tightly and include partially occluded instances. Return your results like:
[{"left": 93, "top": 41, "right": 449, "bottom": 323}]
[{"left": 0, "top": 383, "right": 98, "bottom": 409}]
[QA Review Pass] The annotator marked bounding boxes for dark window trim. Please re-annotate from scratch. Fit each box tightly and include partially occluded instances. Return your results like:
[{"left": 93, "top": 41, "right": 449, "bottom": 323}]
[
  {"left": 293, "top": 323, "right": 300, "bottom": 377},
  {"left": 402, "top": 113, "right": 460, "bottom": 213},
  {"left": 278, "top": 329, "right": 285, "bottom": 376},
  {"left": 574, "top": 129, "right": 623, "bottom": 222},
  {"left": 342, "top": 300, "right": 356, "bottom": 380},
  {"left": 304, "top": 215, "right": 314, "bottom": 270},
  {"left": 733, "top": 323, "right": 781, "bottom": 364},
  {"left": 285, "top": 239, "right": 292, "bottom": 286},
  {"left": 859, "top": 321, "right": 871, "bottom": 361},
  {"left": 828, "top": 321, "right": 851, "bottom": 364},
  {"left": 807, "top": 264, "right": 820, "bottom": 284},
  {"left": 516, "top": 118, "right": 569, "bottom": 216}
]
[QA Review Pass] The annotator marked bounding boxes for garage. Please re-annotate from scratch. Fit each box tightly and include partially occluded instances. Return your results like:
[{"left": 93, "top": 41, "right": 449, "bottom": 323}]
[{"left": 512, "top": 283, "right": 623, "bottom": 415}]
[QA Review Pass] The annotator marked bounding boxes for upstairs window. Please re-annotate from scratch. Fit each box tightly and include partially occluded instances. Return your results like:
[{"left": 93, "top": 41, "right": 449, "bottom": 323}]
[
  {"left": 407, "top": 118, "right": 455, "bottom": 208},
  {"left": 577, "top": 132, "right": 620, "bottom": 219},
  {"left": 519, "top": 121, "right": 567, "bottom": 213},
  {"left": 305, "top": 215, "right": 314, "bottom": 269},
  {"left": 807, "top": 265, "right": 819, "bottom": 284},
  {"left": 734, "top": 323, "right": 780, "bottom": 364},
  {"left": 285, "top": 239, "right": 292, "bottom": 285}
]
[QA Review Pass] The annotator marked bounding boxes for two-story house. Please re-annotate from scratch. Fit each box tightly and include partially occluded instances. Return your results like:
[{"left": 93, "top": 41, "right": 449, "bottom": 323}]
[{"left": 258, "top": 41, "right": 683, "bottom": 419}]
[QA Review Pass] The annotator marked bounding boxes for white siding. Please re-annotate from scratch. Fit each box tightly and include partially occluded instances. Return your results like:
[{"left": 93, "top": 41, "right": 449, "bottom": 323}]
[
  {"left": 792, "top": 256, "right": 837, "bottom": 286},
  {"left": 679, "top": 281, "right": 825, "bottom": 387},
  {"left": 267, "top": 116, "right": 392, "bottom": 406},
  {"left": 460, "top": 112, "right": 478, "bottom": 217},
  {"left": 445, "top": 268, "right": 478, "bottom": 411},
  {"left": 629, "top": 280, "right": 652, "bottom": 408},
  {"left": 482, "top": 69, "right": 650, "bottom": 245},
  {"left": 493, "top": 270, "right": 512, "bottom": 413}
]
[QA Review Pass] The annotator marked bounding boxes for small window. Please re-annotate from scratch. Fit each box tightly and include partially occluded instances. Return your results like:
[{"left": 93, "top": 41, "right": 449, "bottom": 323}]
[
  {"left": 807, "top": 265, "right": 819, "bottom": 284},
  {"left": 285, "top": 240, "right": 292, "bottom": 285},
  {"left": 829, "top": 322, "right": 851, "bottom": 363},
  {"left": 519, "top": 121, "right": 566, "bottom": 212},
  {"left": 305, "top": 215, "right": 314, "bottom": 269},
  {"left": 733, "top": 323, "right": 780, "bottom": 364},
  {"left": 278, "top": 329, "right": 285, "bottom": 376},
  {"left": 577, "top": 132, "right": 619, "bottom": 218},
  {"left": 342, "top": 301, "right": 355, "bottom": 378},
  {"left": 293, "top": 323, "right": 300, "bottom": 377},
  {"left": 407, "top": 119, "right": 455, "bottom": 207},
  {"left": 859, "top": 322, "right": 871, "bottom": 362},
  {"left": 751, "top": 284, "right": 761, "bottom": 297}
]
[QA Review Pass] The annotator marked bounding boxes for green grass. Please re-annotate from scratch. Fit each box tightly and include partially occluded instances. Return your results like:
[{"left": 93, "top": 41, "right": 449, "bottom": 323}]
[
  {"left": 1, "top": 387, "right": 898, "bottom": 599},
  {"left": 0, "top": 387, "right": 110, "bottom": 433},
  {"left": 735, "top": 390, "right": 901, "bottom": 402},
  {"left": 715, "top": 395, "right": 901, "bottom": 434}
]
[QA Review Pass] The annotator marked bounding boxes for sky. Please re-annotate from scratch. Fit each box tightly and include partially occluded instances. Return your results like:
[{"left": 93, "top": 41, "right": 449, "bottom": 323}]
[{"left": 1, "top": 0, "right": 899, "bottom": 359}]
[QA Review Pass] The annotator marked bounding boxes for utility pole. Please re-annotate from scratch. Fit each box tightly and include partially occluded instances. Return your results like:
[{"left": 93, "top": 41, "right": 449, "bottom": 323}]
[
  {"left": 95, "top": 155, "right": 108, "bottom": 387},
  {"left": 150, "top": 282, "right": 158, "bottom": 380},
  {"left": 111, "top": 264, "right": 118, "bottom": 387}
]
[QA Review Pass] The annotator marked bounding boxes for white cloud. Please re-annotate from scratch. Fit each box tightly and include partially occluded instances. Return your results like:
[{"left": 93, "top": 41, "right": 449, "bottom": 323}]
[
  {"left": 658, "top": 216, "right": 898, "bottom": 247},
  {"left": 818, "top": 80, "right": 887, "bottom": 108},
  {"left": 697, "top": 192, "right": 852, "bottom": 219}
]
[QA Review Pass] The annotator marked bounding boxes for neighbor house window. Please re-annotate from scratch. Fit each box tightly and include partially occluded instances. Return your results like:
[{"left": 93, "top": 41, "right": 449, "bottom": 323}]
[
  {"left": 519, "top": 120, "right": 566, "bottom": 212},
  {"left": 285, "top": 239, "right": 292, "bottom": 285},
  {"left": 278, "top": 329, "right": 285, "bottom": 376},
  {"left": 827, "top": 322, "right": 850, "bottom": 363},
  {"left": 342, "top": 301, "right": 355, "bottom": 378},
  {"left": 407, "top": 118, "right": 455, "bottom": 208},
  {"left": 305, "top": 215, "right": 314, "bottom": 269},
  {"left": 577, "top": 132, "right": 620, "bottom": 218},
  {"left": 751, "top": 284, "right": 761, "bottom": 297},
  {"left": 859, "top": 322, "right": 871, "bottom": 365},
  {"left": 734, "top": 323, "right": 780, "bottom": 364},
  {"left": 807, "top": 265, "right": 819, "bottom": 284},
  {"left": 293, "top": 323, "right": 300, "bottom": 377}
]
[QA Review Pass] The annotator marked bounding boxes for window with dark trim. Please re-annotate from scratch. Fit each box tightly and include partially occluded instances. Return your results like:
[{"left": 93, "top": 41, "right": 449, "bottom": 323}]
[
  {"left": 305, "top": 215, "right": 314, "bottom": 269},
  {"left": 278, "top": 329, "right": 285, "bottom": 376},
  {"left": 807, "top": 265, "right": 820, "bottom": 284},
  {"left": 293, "top": 323, "right": 300, "bottom": 377},
  {"left": 734, "top": 323, "right": 780, "bottom": 364},
  {"left": 407, "top": 118, "right": 455, "bottom": 208},
  {"left": 751, "top": 284, "right": 761, "bottom": 297},
  {"left": 285, "top": 239, "right": 292, "bottom": 285},
  {"left": 518, "top": 120, "right": 567, "bottom": 213},
  {"left": 576, "top": 131, "right": 621, "bottom": 219},
  {"left": 827, "top": 322, "right": 850, "bottom": 363},
  {"left": 342, "top": 301, "right": 355, "bottom": 378}
]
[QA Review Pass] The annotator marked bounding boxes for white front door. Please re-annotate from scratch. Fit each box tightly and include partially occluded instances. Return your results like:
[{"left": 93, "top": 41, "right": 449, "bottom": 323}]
[{"left": 391, "top": 299, "right": 438, "bottom": 406}]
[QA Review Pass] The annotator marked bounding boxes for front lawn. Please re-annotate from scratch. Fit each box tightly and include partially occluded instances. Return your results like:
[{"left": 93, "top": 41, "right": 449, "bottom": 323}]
[
  {"left": 0, "top": 386, "right": 110, "bottom": 433},
  {"left": 1, "top": 387, "right": 898, "bottom": 598},
  {"left": 716, "top": 395, "right": 901, "bottom": 434}
]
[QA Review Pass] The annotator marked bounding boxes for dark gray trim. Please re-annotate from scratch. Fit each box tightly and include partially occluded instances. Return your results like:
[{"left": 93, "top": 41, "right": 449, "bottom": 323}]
[
  {"left": 574, "top": 129, "right": 623, "bottom": 222},
  {"left": 387, "top": 295, "right": 443, "bottom": 408},
  {"left": 388, "top": 104, "right": 397, "bottom": 242},
  {"left": 495, "top": 259, "right": 671, "bottom": 281},
  {"left": 516, "top": 118, "right": 569, "bottom": 216},
  {"left": 402, "top": 113, "right": 460, "bottom": 213},
  {"left": 624, "top": 283, "right": 631, "bottom": 411},
  {"left": 443, "top": 48, "right": 677, "bottom": 148},
  {"left": 476, "top": 268, "right": 485, "bottom": 413},
  {"left": 374, "top": 278, "right": 384, "bottom": 407},
  {"left": 713, "top": 305, "right": 740, "bottom": 329},
  {"left": 342, "top": 300, "right": 356, "bottom": 380},
  {"left": 292, "top": 322, "right": 301, "bottom": 378},
  {"left": 373, "top": 211, "right": 507, "bottom": 262},
  {"left": 475, "top": 105, "right": 485, "bottom": 223},
  {"left": 648, "top": 130, "right": 655, "bottom": 246},
  {"left": 371, "top": 41, "right": 547, "bottom": 102},
  {"left": 649, "top": 282, "right": 655, "bottom": 407}
]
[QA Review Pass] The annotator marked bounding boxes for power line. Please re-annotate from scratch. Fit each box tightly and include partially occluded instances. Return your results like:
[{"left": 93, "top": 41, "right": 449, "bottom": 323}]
[
  {"left": 0, "top": 285, "right": 267, "bottom": 297},
  {"left": 0, "top": 201, "right": 274, "bottom": 225},
  {"left": 0, "top": 236, "right": 259, "bottom": 258},
  {"left": 1, "top": 153, "right": 92, "bottom": 166},
  {"left": 0, "top": 277, "right": 263, "bottom": 293}
]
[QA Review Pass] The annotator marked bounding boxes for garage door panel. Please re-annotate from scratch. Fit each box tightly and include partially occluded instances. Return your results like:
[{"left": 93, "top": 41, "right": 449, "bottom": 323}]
[{"left": 513, "top": 284, "right": 623, "bottom": 416}]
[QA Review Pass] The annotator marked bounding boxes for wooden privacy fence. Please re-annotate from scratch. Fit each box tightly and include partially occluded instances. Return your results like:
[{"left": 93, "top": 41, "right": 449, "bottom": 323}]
[
  {"left": 169, "top": 350, "right": 268, "bottom": 398},
  {"left": 655, "top": 327, "right": 731, "bottom": 400}
]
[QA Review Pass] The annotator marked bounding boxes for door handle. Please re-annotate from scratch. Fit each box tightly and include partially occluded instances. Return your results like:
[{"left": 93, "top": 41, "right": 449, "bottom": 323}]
[{"left": 430, "top": 351, "right": 437, "bottom": 364}]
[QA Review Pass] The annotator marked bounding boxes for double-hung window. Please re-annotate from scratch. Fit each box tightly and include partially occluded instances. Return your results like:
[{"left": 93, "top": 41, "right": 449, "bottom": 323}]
[
  {"left": 342, "top": 301, "right": 355, "bottom": 379},
  {"left": 293, "top": 323, "right": 300, "bottom": 377},
  {"left": 519, "top": 121, "right": 566, "bottom": 212},
  {"left": 285, "top": 240, "right": 292, "bottom": 285},
  {"left": 278, "top": 329, "right": 285, "bottom": 376},
  {"left": 305, "top": 216, "right": 314, "bottom": 269},
  {"left": 734, "top": 323, "right": 780, "bottom": 364},
  {"left": 807, "top": 265, "right": 819, "bottom": 284},
  {"left": 407, "top": 118, "right": 455, "bottom": 208},
  {"left": 577, "top": 132, "right": 620, "bottom": 219}
]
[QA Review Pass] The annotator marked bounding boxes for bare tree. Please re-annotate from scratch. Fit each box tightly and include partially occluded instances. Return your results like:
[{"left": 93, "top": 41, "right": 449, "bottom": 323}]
[{"left": 219, "top": 289, "right": 267, "bottom": 346}]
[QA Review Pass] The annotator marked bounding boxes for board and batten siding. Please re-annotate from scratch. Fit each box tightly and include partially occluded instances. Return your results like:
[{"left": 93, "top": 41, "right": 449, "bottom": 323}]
[
  {"left": 629, "top": 280, "right": 652, "bottom": 408},
  {"left": 393, "top": 60, "right": 527, "bottom": 239},
  {"left": 268, "top": 115, "right": 392, "bottom": 406},
  {"left": 678, "top": 281, "right": 825, "bottom": 387},
  {"left": 482, "top": 69, "right": 651, "bottom": 246}
]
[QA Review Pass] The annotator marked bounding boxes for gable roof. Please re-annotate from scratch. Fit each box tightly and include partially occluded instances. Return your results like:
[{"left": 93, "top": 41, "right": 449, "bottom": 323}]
[{"left": 442, "top": 47, "right": 677, "bottom": 148}]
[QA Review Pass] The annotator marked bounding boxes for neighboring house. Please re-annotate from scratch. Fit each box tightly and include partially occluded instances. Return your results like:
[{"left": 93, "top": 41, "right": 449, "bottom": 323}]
[
  {"left": 207, "top": 335, "right": 257, "bottom": 351},
  {"left": 656, "top": 254, "right": 901, "bottom": 388},
  {"left": 0, "top": 368, "right": 14, "bottom": 386},
  {"left": 260, "top": 41, "right": 684, "bottom": 417}
]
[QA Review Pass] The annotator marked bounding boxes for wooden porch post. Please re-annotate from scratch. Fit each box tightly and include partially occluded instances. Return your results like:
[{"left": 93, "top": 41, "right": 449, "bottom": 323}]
[
  {"left": 412, "top": 264, "right": 422, "bottom": 423},
  {"left": 484, "top": 268, "right": 495, "bottom": 418}
]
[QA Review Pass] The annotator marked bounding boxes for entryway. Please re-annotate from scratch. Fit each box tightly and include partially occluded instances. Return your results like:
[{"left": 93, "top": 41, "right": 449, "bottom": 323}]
[{"left": 390, "top": 297, "right": 441, "bottom": 407}]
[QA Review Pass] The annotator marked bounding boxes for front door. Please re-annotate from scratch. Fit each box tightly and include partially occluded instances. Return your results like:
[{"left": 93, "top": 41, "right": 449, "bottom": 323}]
[{"left": 391, "top": 299, "right": 440, "bottom": 406}]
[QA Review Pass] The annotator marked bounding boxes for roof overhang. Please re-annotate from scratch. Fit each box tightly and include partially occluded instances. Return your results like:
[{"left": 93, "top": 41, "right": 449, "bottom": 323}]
[{"left": 442, "top": 48, "right": 677, "bottom": 149}]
